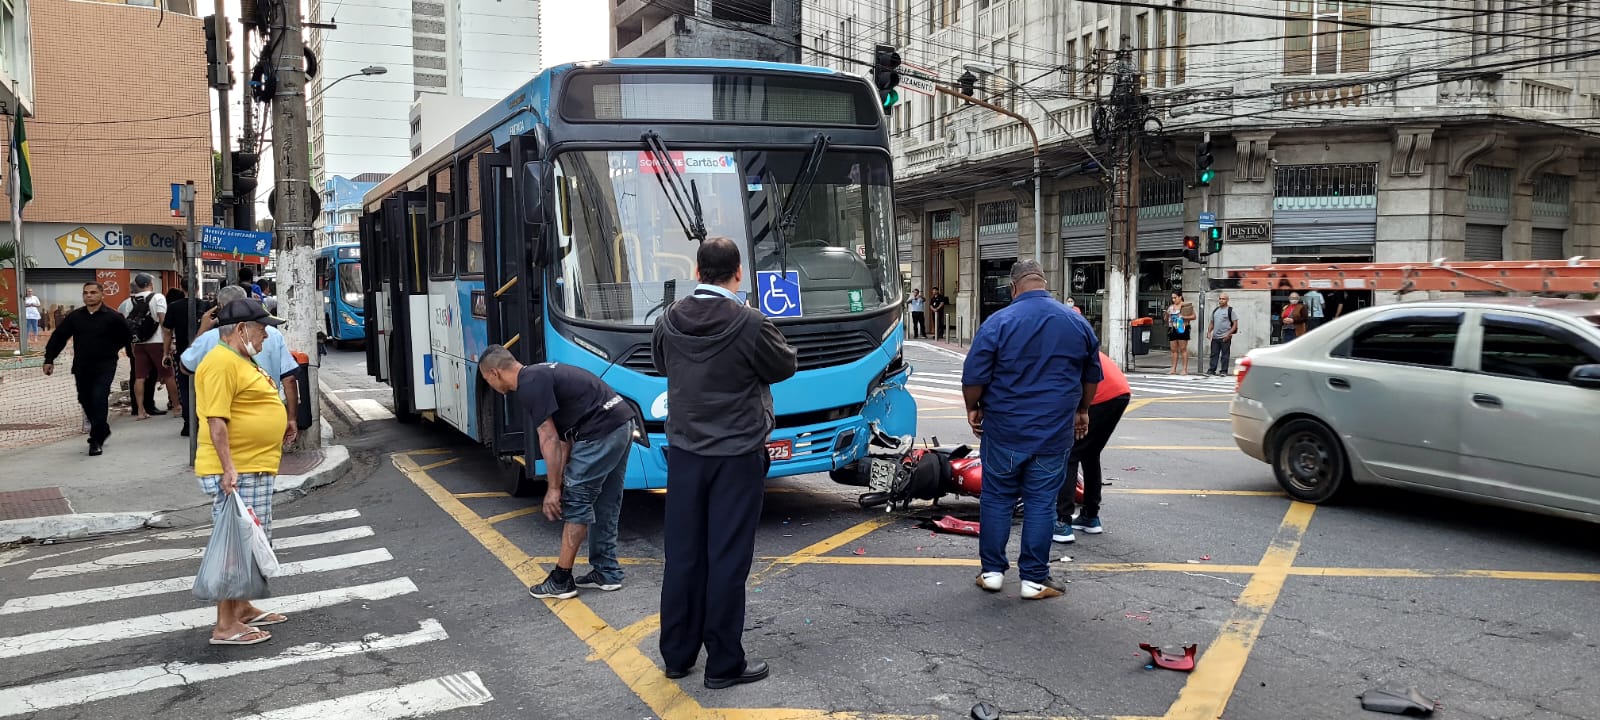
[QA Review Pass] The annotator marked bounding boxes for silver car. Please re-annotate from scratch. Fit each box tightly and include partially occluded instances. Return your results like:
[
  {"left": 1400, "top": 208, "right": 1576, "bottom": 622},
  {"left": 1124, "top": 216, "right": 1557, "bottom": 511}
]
[{"left": 1231, "top": 298, "right": 1600, "bottom": 522}]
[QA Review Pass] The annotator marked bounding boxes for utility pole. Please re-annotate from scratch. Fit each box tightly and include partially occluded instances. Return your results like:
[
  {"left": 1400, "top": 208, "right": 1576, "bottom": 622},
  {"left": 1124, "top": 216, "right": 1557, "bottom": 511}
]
[
  {"left": 238, "top": 22, "right": 256, "bottom": 231},
  {"left": 267, "top": 3, "right": 321, "bottom": 450},
  {"left": 182, "top": 181, "right": 199, "bottom": 464},
  {"left": 208, "top": 9, "right": 234, "bottom": 228},
  {"left": 1103, "top": 47, "right": 1142, "bottom": 371}
]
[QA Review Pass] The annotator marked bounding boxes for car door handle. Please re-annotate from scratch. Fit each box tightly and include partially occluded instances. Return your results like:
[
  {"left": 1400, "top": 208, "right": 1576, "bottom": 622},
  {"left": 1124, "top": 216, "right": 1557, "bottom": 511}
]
[
  {"left": 1472, "top": 393, "right": 1503, "bottom": 408},
  {"left": 1328, "top": 377, "right": 1351, "bottom": 389}
]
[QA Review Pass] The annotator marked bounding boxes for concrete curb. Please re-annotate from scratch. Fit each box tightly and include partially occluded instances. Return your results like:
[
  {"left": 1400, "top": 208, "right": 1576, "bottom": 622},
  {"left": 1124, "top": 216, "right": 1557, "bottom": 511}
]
[
  {"left": 904, "top": 340, "right": 968, "bottom": 360},
  {"left": 0, "top": 444, "right": 354, "bottom": 544}
]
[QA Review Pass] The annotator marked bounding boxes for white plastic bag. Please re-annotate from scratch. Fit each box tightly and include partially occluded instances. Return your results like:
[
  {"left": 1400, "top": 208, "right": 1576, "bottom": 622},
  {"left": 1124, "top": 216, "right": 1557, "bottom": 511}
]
[
  {"left": 193, "top": 493, "right": 271, "bottom": 602},
  {"left": 235, "top": 493, "right": 280, "bottom": 577}
]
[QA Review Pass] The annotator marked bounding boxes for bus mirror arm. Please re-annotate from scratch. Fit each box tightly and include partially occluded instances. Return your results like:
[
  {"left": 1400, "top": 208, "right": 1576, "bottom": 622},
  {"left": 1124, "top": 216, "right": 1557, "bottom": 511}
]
[{"left": 520, "top": 161, "right": 548, "bottom": 228}]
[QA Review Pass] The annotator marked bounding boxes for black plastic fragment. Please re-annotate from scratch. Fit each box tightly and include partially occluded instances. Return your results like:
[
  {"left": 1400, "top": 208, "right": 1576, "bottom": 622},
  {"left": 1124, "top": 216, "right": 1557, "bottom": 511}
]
[{"left": 1359, "top": 685, "right": 1437, "bottom": 716}]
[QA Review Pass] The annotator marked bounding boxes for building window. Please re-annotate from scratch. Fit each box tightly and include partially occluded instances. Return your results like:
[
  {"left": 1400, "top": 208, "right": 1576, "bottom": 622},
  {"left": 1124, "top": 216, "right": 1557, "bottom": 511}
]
[
  {"left": 1155, "top": 10, "right": 1168, "bottom": 88},
  {"left": 1284, "top": 1, "right": 1370, "bottom": 75},
  {"left": 1136, "top": 12, "right": 1149, "bottom": 84},
  {"left": 1175, "top": 1, "right": 1188, "bottom": 84},
  {"left": 1467, "top": 166, "right": 1513, "bottom": 215},
  {"left": 711, "top": 0, "right": 771, "bottom": 24},
  {"left": 977, "top": 200, "right": 1019, "bottom": 237},
  {"left": 1274, "top": 163, "right": 1379, "bottom": 211},
  {"left": 928, "top": 0, "right": 957, "bottom": 32},
  {"left": 1533, "top": 174, "right": 1572, "bottom": 219},
  {"left": 1138, "top": 176, "right": 1184, "bottom": 217},
  {"left": 1061, "top": 187, "right": 1107, "bottom": 225},
  {"left": 930, "top": 209, "right": 961, "bottom": 239}
]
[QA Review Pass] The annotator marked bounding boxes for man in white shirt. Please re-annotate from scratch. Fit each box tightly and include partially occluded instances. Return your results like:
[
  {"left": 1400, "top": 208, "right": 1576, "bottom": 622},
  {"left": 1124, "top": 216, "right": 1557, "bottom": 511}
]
[
  {"left": 1303, "top": 289, "right": 1326, "bottom": 330},
  {"left": 119, "top": 274, "right": 176, "bottom": 419},
  {"left": 23, "top": 288, "right": 41, "bottom": 341}
]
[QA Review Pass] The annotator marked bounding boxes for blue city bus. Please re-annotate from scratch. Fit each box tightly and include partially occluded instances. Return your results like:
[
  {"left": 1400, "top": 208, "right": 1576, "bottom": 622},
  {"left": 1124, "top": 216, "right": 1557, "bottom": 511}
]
[
  {"left": 359, "top": 59, "right": 916, "bottom": 494},
  {"left": 317, "top": 243, "right": 365, "bottom": 344}
]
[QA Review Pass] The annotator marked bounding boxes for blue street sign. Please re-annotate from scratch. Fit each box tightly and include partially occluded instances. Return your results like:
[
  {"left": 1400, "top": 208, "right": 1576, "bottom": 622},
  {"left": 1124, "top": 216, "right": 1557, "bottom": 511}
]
[
  {"left": 1199, "top": 211, "right": 1217, "bottom": 229},
  {"left": 170, "top": 184, "right": 185, "bottom": 217},
  {"left": 200, "top": 226, "right": 275, "bottom": 261},
  {"left": 756, "top": 270, "right": 803, "bottom": 318}
]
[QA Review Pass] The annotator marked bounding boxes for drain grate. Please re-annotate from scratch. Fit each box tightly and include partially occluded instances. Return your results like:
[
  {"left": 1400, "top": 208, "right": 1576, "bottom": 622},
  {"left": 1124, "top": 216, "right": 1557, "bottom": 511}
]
[{"left": 0, "top": 423, "right": 53, "bottom": 431}]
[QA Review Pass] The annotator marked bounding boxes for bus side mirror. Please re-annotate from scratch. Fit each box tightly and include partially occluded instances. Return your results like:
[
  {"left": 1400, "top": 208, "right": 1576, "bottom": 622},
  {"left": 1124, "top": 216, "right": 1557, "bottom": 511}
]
[{"left": 520, "top": 161, "right": 547, "bottom": 227}]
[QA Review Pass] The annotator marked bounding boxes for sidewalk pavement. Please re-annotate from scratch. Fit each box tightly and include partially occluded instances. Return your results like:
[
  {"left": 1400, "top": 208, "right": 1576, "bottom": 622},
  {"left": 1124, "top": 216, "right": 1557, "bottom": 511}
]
[
  {"left": 0, "top": 373, "right": 352, "bottom": 544},
  {"left": 906, "top": 338, "right": 1182, "bottom": 373}
]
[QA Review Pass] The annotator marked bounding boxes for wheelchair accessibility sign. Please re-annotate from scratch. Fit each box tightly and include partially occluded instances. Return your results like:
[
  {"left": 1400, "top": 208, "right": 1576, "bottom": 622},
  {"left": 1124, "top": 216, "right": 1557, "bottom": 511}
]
[{"left": 757, "top": 270, "right": 803, "bottom": 318}]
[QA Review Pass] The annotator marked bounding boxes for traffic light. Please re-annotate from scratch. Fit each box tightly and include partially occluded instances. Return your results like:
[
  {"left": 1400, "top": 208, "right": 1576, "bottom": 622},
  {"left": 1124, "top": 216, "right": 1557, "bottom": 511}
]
[
  {"left": 1195, "top": 139, "right": 1215, "bottom": 186},
  {"left": 231, "top": 150, "right": 258, "bottom": 230},
  {"left": 872, "top": 44, "right": 903, "bottom": 115},
  {"left": 959, "top": 70, "right": 978, "bottom": 97},
  {"left": 1183, "top": 235, "right": 1203, "bottom": 264},
  {"left": 1206, "top": 226, "right": 1224, "bottom": 254},
  {"left": 203, "top": 15, "right": 234, "bottom": 89}
]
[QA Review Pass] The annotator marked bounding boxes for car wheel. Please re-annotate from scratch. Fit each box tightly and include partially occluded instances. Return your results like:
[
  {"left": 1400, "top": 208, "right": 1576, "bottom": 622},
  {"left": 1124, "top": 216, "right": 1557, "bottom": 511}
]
[{"left": 1271, "top": 418, "right": 1350, "bottom": 503}]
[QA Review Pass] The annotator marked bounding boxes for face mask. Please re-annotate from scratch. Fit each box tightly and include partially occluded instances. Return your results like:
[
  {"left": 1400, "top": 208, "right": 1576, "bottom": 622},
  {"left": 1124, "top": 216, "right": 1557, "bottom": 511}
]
[{"left": 242, "top": 330, "right": 262, "bottom": 357}]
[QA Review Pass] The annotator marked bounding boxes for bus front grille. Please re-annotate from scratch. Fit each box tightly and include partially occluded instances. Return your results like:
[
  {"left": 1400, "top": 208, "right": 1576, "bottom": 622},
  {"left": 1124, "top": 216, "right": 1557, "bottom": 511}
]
[{"left": 619, "top": 329, "right": 878, "bottom": 376}]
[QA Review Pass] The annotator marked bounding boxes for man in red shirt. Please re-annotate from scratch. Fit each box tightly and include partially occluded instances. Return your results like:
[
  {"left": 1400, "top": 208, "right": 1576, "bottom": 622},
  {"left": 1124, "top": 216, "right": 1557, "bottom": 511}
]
[{"left": 1053, "top": 351, "right": 1130, "bottom": 543}]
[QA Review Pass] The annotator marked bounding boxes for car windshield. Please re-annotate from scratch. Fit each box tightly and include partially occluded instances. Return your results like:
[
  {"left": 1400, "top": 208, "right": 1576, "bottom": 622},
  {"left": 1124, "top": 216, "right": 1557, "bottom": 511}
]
[
  {"left": 338, "top": 262, "right": 363, "bottom": 309},
  {"left": 547, "top": 148, "right": 900, "bottom": 326}
]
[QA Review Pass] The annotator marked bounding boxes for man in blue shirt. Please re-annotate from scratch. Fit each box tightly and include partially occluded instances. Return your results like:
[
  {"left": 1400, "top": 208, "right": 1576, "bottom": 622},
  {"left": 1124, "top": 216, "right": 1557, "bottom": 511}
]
[
  {"left": 962, "top": 260, "right": 1102, "bottom": 600},
  {"left": 182, "top": 286, "right": 301, "bottom": 443}
]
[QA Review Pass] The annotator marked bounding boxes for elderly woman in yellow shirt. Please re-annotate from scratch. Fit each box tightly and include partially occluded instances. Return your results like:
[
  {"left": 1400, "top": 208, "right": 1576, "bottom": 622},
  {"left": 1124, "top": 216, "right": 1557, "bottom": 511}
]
[{"left": 194, "top": 299, "right": 296, "bottom": 646}]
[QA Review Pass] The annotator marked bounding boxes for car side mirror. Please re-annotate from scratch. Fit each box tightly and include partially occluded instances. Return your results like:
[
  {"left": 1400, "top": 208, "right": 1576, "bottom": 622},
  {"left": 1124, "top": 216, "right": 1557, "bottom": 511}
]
[{"left": 1569, "top": 364, "right": 1600, "bottom": 389}]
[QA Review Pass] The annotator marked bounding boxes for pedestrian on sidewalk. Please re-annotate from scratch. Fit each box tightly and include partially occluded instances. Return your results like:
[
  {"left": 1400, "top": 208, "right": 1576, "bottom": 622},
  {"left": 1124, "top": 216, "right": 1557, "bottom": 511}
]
[
  {"left": 1054, "top": 351, "right": 1130, "bottom": 543},
  {"left": 478, "top": 345, "right": 636, "bottom": 599},
  {"left": 119, "top": 274, "right": 176, "bottom": 420},
  {"left": 1207, "top": 294, "right": 1238, "bottom": 376},
  {"left": 195, "top": 298, "right": 293, "bottom": 646},
  {"left": 183, "top": 287, "right": 299, "bottom": 443},
  {"left": 164, "top": 286, "right": 214, "bottom": 437},
  {"left": 23, "top": 287, "right": 41, "bottom": 341},
  {"left": 1303, "top": 288, "right": 1325, "bottom": 331},
  {"left": 908, "top": 289, "right": 926, "bottom": 338},
  {"left": 42, "top": 282, "right": 133, "bottom": 456},
  {"left": 1166, "top": 291, "right": 1195, "bottom": 376},
  {"left": 929, "top": 287, "right": 949, "bottom": 340},
  {"left": 963, "top": 259, "right": 1101, "bottom": 600},
  {"left": 653, "top": 236, "right": 797, "bottom": 689},
  {"left": 1280, "top": 293, "right": 1306, "bottom": 343}
]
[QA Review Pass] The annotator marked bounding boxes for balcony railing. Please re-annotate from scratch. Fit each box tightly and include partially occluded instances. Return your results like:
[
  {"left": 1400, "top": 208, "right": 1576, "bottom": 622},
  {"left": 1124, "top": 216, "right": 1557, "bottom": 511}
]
[
  {"left": 1520, "top": 80, "right": 1573, "bottom": 114},
  {"left": 1438, "top": 75, "right": 1499, "bottom": 105},
  {"left": 1272, "top": 80, "right": 1396, "bottom": 110}
]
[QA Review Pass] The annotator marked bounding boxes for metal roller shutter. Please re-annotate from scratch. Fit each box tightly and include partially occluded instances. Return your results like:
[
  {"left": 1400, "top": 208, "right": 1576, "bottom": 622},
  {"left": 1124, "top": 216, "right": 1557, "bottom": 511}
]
[
  {"left": 979, "top": 239, "right": 1019, "bottom": 261},
  {"left": 1531, "top": 228, "right": 1565, "bottom": 260},
  {"left": 1465, "top": 224, "right": 1504, "bottom": 260},
  {"left": 1061, "top": 228, "right": 1105, "bottom": 257},
  {"left": 1271, "top": 208, "right": 1378, "bottom": 248}
]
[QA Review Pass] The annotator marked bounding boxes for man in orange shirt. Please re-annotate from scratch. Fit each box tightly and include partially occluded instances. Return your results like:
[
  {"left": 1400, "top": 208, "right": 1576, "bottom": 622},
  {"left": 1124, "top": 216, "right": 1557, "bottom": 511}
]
[{"left": 1053, "top": 351, "right": 1131, "bottom": 543}]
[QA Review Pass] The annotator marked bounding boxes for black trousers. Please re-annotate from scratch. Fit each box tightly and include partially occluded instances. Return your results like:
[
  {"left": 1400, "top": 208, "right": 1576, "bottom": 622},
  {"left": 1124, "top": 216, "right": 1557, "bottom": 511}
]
[
  {"left": 911, "top": 311, "right": 926, "bottom": 337},
  {"left": 1057, "top": 394, "right": 1131, "bottom": 522},
  {"left": 74, "top": 361, "right": 117, "bottom": 446},
  {"left": 660, "top": 447, "right": 767, "bottom": 678},
  {"left": 175, "top": 371, "right": 193, "bottom": 431}
]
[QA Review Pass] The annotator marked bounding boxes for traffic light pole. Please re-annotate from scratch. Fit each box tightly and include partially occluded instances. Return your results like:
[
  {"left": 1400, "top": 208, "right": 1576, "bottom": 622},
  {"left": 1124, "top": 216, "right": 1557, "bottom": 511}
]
[
  {"left": 1103, "top": 49, "right": 1141, "bottom": 372},
  {"left": 211, "top": 7, "right": 233, "bottom": 228},
  {"left": 1196, "top": 131, "right": 1211, "bottom": 362}
]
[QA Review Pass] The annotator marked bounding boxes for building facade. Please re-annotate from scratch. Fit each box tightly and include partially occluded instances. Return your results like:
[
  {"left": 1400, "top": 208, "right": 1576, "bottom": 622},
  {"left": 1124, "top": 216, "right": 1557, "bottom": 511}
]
[
  {"left": 611, "top": 0, "right": 800, "bottom": 62},
  {"left": 1, "top": 0, "right": 211, "bottom": 321},
  {"left": 802, "top": 0, "right": 1600, "bottom": 359},
  {"left": 307, "top": 0, "right": 540, "bottom": 194},
  {"left": 319, "top": 175, "right": 384, "bottom": 247}
]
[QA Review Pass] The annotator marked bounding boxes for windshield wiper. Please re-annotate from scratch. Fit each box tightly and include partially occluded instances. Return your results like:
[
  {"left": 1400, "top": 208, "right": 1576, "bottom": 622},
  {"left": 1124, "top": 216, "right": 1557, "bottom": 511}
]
[
  {"left": 769, "top": 133, "right": 831, "bottom": 273},
  {"left": 642, "top": 131, "right": 707, "bottom": 243}
]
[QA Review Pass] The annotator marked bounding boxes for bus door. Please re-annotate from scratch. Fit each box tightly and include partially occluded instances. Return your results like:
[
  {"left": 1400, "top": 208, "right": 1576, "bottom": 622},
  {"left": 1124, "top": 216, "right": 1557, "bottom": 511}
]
[
  {"left": 380, "top": 190, "right": 430, "bottom": 421},
  {"left": 359, "top": 213, "right": 380, "bottom": 377},
  {"left": 481, "top": 147, "right": 544, "bottom": 454}
]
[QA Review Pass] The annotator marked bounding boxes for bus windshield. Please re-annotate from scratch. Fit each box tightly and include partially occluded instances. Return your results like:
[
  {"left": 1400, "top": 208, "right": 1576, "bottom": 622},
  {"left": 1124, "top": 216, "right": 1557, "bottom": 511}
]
[
  {"left": 549, "top": 148, "right": 899, "bottom": 326},
  {"left": 338, "top": 262, "right": 364, "bottom": 309}
]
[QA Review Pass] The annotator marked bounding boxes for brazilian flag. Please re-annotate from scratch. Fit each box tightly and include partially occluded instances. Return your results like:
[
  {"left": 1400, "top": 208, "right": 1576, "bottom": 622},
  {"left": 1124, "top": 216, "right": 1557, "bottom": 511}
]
[{"left": 10, "top": 112, "right": 30, "bottom": 211}]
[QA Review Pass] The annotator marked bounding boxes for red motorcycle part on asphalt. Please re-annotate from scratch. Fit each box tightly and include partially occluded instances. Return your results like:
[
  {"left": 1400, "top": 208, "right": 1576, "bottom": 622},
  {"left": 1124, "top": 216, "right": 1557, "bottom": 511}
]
[
  {"left": 1139, "top": 643, "right": 1198, "bottom": 672},
  {"left": 943, "top": 451, "right": 1085, "bottom": 504},
  {"left": 930, "top": 516, "right": 981, "bottom": 536}
]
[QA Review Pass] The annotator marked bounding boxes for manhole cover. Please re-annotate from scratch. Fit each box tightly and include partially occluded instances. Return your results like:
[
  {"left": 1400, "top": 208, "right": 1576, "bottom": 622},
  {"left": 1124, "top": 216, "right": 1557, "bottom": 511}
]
[{"left": 0, "top": 423, "right": 52, "bottom": 431}]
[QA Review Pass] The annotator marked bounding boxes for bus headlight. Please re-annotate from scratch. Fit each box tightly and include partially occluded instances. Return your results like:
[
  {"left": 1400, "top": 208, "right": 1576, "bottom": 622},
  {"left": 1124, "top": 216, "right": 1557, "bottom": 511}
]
[{"left": 342, "top": 312, "right": 359, "bottom": 327}]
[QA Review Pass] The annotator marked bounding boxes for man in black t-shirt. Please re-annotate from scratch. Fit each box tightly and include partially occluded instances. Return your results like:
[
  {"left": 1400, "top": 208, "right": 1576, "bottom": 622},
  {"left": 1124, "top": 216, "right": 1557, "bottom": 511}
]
[
  {"left": 479, "top": 344, "right": 636, "bottom": 600},
  {"left": 163, "top": 288, "right": 214, "bottom": 437}
]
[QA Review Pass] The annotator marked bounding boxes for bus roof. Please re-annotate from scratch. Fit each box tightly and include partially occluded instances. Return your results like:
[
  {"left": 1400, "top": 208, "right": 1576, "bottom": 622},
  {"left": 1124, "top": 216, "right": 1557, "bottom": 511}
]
[{"left": 363, "top": 59, "right": 861, "bottom": 210}]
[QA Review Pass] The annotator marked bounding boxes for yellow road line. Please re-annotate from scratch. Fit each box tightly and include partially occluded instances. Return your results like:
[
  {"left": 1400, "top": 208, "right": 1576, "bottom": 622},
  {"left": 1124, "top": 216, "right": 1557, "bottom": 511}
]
[
  {"left": 529, "top": 555, "right": 664, "bottom": 566},
  {"left": 1106, "top": 489, "right": 1282, "bottom": 496},
  {"left": 749, "top": 516, "right": 896, "bottom": 586},
  {"left": 416, "top": 457, "right": 461, "bottom": 471},
  {"left": 485, "top": 506, "right": 542, "bottom": 525},
  {"left": 1289, "top": 567, "right": 1600, "bottom": 583},
  {"left": 451, "top": 491, "right": 510, "bottom": 499},
  {"left": 1125, "top": 397, "right": 1156, "bottom": 415},
  {"left": 1165, "top": 501, "right": 1315, "bottom": 720},
  {"left": 394, "top": 452, "right": 710, "bottom": 720},
  {"left": 405, "top": 448, "right": 455, "bottom": 456}
]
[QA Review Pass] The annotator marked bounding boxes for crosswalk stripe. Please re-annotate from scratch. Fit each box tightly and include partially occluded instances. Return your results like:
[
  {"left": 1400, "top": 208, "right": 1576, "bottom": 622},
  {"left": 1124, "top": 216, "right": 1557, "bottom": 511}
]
[
  {"left": 0, "top": 619, "right": 449, "bottom": 717},
  {"left": 1, "top": 549, "right": 395, "bottom": 616},
  {"left": 347, "top": 398, "right": 395, "bottom": 421},
  {"left": 153, "top": 509, "right": 364, "bottom": 541},
  {"left": 908, "top": 376, "right": 963, "bottom": 387},
  {"left": 0, "top": 577, "right": 419, "bottom": 660},
  {"left": 28, "top": 527, "right": 377, "bottom": 580},
  {"left": 232, "top": 672, "right": 492, "bottom": 720},
  {"left": 907, "top": 384, "right": 963, "bottom": 399},
  {"left": 1126, "top": 384, "right": 1190, "bottom": 395}
]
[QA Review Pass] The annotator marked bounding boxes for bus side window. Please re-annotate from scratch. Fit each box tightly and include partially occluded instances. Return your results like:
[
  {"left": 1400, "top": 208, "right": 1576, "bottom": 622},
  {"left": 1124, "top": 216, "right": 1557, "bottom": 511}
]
[{"left": 315, "top": 258, "right": 330, "bottom": 291}]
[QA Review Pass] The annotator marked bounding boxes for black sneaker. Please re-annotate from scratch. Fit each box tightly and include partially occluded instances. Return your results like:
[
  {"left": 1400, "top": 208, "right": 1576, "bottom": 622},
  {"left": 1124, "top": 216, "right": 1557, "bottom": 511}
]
[
  {"left": 574, "top": 570, "right": 622, "bottom": 591},
  {"left": 88, "top": 444, "right": 103, "bottom": 456},
  {"left": 528, "top": 571, "right": 577, "bottom": 599}
]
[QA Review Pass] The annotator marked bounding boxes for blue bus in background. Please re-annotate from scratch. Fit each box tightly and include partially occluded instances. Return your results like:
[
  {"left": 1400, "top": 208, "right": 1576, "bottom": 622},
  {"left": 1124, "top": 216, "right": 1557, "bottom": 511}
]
[
  {"left": 359, "top": 58, "right": 916, "bottom": 495},
  {"left": 317, "top": 243, "right": 365, "bottom": 345}
]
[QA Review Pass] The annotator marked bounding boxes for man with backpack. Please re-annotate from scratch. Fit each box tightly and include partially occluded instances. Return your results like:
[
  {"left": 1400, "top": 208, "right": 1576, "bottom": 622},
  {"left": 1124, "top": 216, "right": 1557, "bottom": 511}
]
[
  {"left": 1207, "top": 293, "right": 1239, "bottom": 377},
  {"left": 118, "top": 274, "right": 176, "bottom": 420}
]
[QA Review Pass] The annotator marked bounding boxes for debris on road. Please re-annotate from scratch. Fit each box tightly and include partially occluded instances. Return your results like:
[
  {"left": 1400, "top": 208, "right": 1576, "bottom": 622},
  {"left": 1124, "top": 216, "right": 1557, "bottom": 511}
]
[
  {"left": 853, "top": 547, "right": 867, "bottom": 556},
  {"left": 970, "top": 702, "right": 1001, "bottom": 720},
  {"left": 1124, "top": 612, "right": 1151, "bottom": 621},
  {"left": 920, "top": 516, "right": 981, "bottom": 536},
  {"left": 1359, "top": 685, "right": 1438, "bottom": 716},
  {"left": 1138, "top": 643, "right": 1198, "bottom": 672}
]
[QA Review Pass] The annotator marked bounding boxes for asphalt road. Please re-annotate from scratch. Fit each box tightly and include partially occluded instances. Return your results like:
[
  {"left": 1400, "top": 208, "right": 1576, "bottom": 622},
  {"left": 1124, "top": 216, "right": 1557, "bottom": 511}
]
[{"left": 2, "top": 343, "right": 1596, "bottom": 720}]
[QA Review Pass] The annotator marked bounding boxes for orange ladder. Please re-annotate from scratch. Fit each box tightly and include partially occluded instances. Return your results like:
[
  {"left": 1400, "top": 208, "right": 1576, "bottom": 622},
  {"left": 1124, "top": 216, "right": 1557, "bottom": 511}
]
[{"left": 1219, "top": 259, "right": 1600, "bottom": 295}]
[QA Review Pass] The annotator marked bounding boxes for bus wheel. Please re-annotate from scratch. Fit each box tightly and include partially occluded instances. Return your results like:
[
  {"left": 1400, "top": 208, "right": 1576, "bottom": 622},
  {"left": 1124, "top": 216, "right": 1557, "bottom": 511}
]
[{"left": 392, "top": 386, "right": 421, "bottom": 424}]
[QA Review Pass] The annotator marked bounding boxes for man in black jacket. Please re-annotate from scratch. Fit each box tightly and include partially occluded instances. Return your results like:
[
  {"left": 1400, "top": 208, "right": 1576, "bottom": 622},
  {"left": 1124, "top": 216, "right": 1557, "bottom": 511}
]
[
  {"left": 43, "top": 282, "right": 134, "bottom": 455},
  {"left": 652, "top": 236, "right": 797, "bottom": 689}
]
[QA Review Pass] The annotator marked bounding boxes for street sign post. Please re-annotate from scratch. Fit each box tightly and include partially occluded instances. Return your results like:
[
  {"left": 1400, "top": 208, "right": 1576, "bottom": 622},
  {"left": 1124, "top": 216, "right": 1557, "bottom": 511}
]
[
  {"left": 1199, "top": 211, "right": 1216, "bottom": 229},
  {"left": 200, "top": 226, "right": 274, "bottom": 263}
]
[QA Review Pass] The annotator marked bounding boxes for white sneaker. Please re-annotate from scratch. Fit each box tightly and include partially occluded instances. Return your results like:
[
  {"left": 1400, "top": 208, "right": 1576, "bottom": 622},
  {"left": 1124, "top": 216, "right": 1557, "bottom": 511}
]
[
  {"left": 1020, "top": 577, "right": 1066, "bottom": 600},
  {"left": 976, "top": 572, "right": 1004, "bottom": 592}
]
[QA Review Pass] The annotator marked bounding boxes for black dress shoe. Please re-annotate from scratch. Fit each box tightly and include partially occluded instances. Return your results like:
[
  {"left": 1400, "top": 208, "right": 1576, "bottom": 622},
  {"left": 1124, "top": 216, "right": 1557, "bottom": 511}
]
[
  {"left": 705, "top": 660, "right": 768, "bottom": 689},
  {"left": 663, "top": 667, "right": 692, "bottom": 679},
  {"left": 88, "top": 444, "right": 103, "bottom": 456}
]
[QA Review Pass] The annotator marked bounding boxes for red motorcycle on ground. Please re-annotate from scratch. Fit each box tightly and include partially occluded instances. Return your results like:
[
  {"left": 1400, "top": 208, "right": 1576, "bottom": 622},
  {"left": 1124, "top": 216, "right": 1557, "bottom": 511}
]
[{"left": 830, "top": 430, "right": 1083, "bottom": 512}]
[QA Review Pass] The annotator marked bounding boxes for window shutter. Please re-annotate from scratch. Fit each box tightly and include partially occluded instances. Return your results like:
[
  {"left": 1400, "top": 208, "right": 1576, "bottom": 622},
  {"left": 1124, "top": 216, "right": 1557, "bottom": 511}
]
[
  {"left": 1341, "top": 2, "right": 1371, "bottom": 73},
  {"left": 1285, "top": 3, "right": 1312, "bottom": 75}
]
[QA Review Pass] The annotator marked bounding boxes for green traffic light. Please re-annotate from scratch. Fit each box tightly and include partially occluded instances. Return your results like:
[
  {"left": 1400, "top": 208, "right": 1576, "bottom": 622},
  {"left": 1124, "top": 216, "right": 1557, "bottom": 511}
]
[
  {"left": 883, "top": 89, "right": 900, "bottom": 108},
  {"left": 1199, "top": 168, "right": 1216, "bottom": 184}
]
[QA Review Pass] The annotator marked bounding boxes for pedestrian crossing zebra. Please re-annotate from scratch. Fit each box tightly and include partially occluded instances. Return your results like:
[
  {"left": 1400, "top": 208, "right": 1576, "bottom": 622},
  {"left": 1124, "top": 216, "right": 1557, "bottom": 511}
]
[
  {"left": 0, "top": 508, "right": 494, "bottom": 719},
  {"left": 904, "top": 370, "right": 1236, "bottom": 406}
]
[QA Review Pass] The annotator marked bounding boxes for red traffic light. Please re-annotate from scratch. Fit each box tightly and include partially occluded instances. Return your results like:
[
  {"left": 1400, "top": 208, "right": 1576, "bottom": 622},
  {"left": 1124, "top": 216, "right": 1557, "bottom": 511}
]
[{"left": 1183, "top": 236, "right": 1199, "bottom": 250}]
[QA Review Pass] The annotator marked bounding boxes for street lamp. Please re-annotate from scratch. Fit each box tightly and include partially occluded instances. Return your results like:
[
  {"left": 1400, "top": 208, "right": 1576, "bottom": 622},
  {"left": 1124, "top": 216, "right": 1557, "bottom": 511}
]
[
  {"left": 955, "top": 63, "right": 1042, "bottom": 266},
  {"left": 311, "top": 65, "right": 388, "bottom": 100}
]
